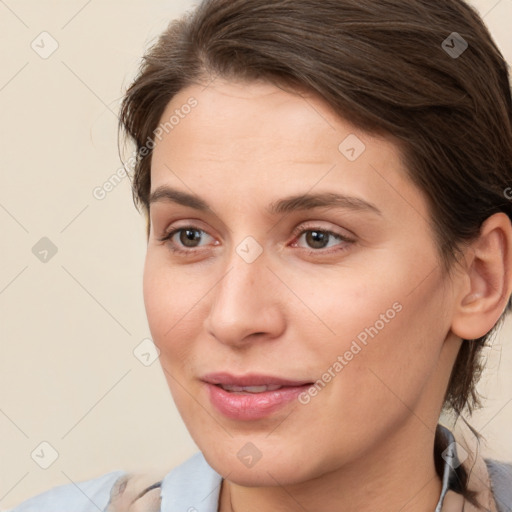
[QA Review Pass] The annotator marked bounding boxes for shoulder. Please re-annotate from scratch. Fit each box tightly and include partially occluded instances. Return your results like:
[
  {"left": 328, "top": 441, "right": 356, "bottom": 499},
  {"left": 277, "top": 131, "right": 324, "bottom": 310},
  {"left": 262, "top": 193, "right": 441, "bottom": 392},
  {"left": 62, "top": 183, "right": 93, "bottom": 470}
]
[
  {"left": 7, "top": 453, "right": 223, "bottom": 512},
  {"left": 485, "top": 459, "right": 512, "bottom": 512},
  {"left": 6, "top": 470, "right": 126, "bottom": 512}
]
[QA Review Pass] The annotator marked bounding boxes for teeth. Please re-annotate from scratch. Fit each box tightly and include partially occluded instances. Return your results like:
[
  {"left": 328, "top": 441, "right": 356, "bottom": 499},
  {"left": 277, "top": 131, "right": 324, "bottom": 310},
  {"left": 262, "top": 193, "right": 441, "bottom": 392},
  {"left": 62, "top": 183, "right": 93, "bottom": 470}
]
[{"left": 220, "top": 384, "right": 283, "bottom": 393}]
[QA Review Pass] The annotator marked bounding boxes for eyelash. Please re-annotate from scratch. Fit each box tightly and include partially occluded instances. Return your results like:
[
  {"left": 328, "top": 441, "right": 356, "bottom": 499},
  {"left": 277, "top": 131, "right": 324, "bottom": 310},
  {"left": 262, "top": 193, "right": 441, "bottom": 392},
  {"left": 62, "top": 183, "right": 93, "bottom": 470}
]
[{"left": 158, "top": 224, "right": 355, "bottom": 257}]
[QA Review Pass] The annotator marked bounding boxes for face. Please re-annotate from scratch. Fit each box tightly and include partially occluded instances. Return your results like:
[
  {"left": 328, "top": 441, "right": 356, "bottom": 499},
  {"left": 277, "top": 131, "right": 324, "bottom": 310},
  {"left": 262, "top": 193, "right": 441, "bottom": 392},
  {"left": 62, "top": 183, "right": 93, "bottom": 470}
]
[{"left": 144, "top": 79, "right": 460, "bottom": 486}]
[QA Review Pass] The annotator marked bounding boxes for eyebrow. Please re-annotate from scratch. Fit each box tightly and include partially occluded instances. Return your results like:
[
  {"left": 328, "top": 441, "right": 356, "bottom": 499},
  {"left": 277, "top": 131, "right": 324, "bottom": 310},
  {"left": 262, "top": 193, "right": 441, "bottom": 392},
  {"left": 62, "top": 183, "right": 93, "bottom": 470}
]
[{"left": 148, "top": 186, "right": 382, "bottom": 216}]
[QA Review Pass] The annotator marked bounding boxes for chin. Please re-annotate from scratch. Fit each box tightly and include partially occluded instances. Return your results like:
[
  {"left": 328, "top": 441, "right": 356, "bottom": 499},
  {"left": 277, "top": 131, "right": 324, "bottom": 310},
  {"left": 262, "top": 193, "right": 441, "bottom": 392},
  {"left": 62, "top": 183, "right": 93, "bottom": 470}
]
[
  {"left": 206, "top": 456, "right": 308, "bottom": 487},
  {"left": 197, "top": 439, "right": 325, "bottom": 487}
]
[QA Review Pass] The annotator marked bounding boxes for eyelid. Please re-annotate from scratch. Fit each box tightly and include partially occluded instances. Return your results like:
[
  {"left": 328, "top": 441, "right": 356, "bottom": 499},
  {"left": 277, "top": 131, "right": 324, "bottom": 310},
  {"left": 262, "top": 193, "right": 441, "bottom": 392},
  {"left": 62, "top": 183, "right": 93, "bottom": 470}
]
[
  {"left": 289, "top": 223, "right": 355, "bottom": 254},
  {"left": 157, "top": 217, "right": 216, "bottom": 241},
  {"left": 158, "top": 225, "right": 215, "bottom": 244},
  {"left": 290, "top": 221, "right": 356, "bottom": 242},
  {"left": 157, "top": 222, "right": 352, "bottom": 241}
]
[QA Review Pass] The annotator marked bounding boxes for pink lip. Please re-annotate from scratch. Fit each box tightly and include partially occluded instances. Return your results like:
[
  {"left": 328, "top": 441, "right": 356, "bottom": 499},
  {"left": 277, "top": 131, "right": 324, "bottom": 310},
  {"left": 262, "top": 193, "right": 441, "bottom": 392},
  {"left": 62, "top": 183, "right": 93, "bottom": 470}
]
[
  {"left": 202, "top": 372, "right": 312, "bottom": 387},
  {"left": 202, "top": 372, "right": 313, "bottom": 420}
]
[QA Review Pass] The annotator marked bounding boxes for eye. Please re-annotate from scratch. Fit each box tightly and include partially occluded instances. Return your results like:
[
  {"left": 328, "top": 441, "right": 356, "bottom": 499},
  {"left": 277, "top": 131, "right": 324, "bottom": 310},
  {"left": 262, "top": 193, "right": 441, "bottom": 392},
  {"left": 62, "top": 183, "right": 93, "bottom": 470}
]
[
  {"left": 291, "top": 225, "right": 355, "bottom": 254},
  {"left": 157, "top": 223, "right": 354, "bottom": 257},
  {"left": 158, "top": 226, "right": 217, "bottom": 254}
]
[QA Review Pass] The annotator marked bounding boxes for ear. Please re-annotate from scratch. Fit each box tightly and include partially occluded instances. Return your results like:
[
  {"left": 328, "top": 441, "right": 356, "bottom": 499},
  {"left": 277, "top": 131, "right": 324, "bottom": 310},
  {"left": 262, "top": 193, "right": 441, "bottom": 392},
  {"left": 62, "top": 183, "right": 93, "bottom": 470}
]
[{"left": 451, "top": 212, "right": 512, "bottom": 340}]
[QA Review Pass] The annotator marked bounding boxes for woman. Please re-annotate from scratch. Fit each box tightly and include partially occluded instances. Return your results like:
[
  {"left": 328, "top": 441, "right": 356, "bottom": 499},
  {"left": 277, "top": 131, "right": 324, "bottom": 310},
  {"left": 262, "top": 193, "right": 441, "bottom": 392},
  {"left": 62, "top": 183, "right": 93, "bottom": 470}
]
[{"left": 9, "top": 0, "right": 512, "bottom": 510}]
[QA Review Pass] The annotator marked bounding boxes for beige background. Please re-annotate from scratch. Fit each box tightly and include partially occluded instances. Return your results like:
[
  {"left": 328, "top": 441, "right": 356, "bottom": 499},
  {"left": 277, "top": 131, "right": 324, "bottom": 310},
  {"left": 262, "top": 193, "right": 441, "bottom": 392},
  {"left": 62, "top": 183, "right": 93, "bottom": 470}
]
[{"left": 0, "top": 0, "right": 511, "bottom": 508}]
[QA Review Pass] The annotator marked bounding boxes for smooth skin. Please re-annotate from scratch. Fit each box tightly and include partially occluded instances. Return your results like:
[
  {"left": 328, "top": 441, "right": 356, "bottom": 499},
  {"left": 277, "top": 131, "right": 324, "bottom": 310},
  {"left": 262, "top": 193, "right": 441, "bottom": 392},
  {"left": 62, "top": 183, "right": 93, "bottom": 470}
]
[{"left": 143, "top": 79, "right": 512, "bottom": 512}]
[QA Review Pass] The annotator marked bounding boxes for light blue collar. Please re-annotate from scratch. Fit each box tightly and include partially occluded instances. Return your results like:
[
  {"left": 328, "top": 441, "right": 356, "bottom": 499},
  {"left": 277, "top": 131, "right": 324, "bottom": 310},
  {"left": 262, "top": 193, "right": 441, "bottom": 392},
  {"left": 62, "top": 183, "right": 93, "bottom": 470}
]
[{"left": 160, "top": 452, "right": 223, "bottom": 512}]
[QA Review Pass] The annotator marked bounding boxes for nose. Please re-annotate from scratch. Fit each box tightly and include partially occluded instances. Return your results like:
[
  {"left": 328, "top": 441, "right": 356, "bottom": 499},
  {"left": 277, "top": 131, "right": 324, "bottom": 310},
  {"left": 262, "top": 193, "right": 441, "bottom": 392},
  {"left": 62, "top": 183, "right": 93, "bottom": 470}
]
[{"left": 204, "top": 249, "right": 286, "bottom": 348}]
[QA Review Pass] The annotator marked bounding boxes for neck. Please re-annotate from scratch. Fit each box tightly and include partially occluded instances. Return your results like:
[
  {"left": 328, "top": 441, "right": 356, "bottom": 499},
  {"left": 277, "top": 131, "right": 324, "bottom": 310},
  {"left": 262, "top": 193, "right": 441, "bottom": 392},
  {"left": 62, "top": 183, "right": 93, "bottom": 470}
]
[{"left": 219, "top": 422, "right": 442, "bottom": 512}]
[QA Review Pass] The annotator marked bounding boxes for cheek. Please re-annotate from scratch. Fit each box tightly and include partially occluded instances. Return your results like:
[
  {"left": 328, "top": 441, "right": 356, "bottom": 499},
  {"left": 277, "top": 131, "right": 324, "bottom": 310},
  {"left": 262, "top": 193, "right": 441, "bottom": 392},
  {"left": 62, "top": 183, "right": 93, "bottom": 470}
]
[
  {"left": 283, "top": 263, "right": 404, "bottom": 357},
  {"left": 143, "top": 256, "right": 209, "bottom": 424},
  {"left": 142, "top": 251, "right": 204, "bottom": 363},
  {"left": 143, "top": 256, "right": 207, "bottom": 420},
  {"left": 315, "top": 274, "right": 450, "bottom": 424},
  {"left": 292, "top": 256, "right": 450, "bottom": 400}
]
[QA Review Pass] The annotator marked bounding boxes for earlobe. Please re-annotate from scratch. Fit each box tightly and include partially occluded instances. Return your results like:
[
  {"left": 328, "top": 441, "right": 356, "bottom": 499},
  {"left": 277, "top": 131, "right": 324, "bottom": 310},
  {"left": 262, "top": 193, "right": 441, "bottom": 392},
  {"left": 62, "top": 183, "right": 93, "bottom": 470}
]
[{"left": 451, "top": 212, "right": 512, "bottom": 340}]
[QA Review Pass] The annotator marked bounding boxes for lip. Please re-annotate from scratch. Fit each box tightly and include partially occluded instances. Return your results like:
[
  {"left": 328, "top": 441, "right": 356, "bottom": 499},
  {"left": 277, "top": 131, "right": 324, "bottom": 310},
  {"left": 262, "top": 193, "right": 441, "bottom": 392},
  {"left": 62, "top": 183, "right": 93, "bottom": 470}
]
[
  {"left": 202, "top": 372, "right": 312, "bottom": 387},
  {"left": 202, "top": 372, "right": 313, "bottom": 420}
]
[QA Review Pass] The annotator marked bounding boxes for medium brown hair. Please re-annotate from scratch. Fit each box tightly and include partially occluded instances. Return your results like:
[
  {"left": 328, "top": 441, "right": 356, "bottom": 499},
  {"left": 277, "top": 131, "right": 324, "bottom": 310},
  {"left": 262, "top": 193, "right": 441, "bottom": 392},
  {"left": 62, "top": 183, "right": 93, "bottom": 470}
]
[{"left": 120, "top": 0, "right": 512, "bottom": 425}]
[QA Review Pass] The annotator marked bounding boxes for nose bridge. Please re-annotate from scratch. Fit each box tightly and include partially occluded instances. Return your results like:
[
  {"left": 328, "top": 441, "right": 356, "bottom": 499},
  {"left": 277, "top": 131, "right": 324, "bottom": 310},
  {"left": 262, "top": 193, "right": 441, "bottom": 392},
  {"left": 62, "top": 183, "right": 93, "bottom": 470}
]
[
  {"left": 215, "top": 246, "right": 269, "bottom": 318},
  {"left": 205, "top": 242, "right": 285, "bottom": 345},
  {"left": 218, "top": 233, "right": 269, "bottom": 302}
]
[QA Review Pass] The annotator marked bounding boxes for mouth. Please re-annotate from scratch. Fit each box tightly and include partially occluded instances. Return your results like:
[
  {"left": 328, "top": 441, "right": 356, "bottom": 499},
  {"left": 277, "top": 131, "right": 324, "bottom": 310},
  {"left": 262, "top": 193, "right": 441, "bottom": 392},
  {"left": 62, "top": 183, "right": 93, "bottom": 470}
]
[
  {"left": 201, "top": 373, "right": 314, "bottom": 420},
  {"left": 202, "top": 372, "right": 313, "bottom": 388},
  {"left": 215, "top": 384, "right": 286, "bottom": 393}
]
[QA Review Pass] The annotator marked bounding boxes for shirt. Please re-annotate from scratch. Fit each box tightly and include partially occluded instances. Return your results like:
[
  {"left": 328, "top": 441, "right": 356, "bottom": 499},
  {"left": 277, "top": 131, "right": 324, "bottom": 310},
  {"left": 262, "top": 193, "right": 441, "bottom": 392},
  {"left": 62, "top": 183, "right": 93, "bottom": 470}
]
[{"left": 6, "top": 425, "right": 512, "bottom": 512}]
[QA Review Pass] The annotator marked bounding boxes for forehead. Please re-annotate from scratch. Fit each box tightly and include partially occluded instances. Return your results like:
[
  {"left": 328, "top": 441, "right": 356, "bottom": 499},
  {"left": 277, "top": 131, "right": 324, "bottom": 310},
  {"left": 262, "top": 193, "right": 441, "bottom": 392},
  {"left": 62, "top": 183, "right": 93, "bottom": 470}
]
[
  {"left": 149, "top": 79, "right": 429, "bottom": 227},
  {"left": 155, "top": 79, "right": 356, "bottom": 160}
]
